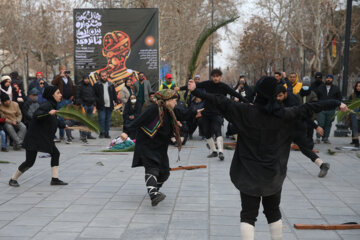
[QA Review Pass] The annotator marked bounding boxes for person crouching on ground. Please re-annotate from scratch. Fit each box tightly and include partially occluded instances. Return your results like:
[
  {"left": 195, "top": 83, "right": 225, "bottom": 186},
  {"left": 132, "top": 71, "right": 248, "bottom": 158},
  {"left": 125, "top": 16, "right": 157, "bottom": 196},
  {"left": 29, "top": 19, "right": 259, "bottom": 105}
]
[{"left": 9, "top": 86, "right": 68, "bottom": 187}]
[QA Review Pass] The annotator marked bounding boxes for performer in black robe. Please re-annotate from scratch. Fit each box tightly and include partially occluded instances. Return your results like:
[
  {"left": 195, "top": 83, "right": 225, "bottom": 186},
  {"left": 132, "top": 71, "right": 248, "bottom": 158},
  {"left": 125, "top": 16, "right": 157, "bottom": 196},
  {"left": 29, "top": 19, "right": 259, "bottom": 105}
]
[
  {"left": 121, "top": 89, "right": 196, "bottom": 206},
  {"left": 187, "top": 77, "right": 348, "bottom": 240},
  {"left": 9, "top": 86, "right": 68, "bottom": 187}
]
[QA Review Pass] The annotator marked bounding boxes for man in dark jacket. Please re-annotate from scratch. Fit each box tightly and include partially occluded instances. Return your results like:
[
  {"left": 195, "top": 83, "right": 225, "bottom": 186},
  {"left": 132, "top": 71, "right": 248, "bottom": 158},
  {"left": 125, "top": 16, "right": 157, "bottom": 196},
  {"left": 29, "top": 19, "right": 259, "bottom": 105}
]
[
  {"left": 310, "top": 72, "right": 324, "bottom": 93},
  {"left": 75, "top": 75, "right": 96, "bottom": 140},
  {"left": 94, "top": 71, "right": 119, "bottom": 138},
  {"left": 187, "top": 77, "right": 348, "bottom": 240},
  {"left": 315, "top": 74, "right": 342, "bottom": 144},
  {"left": 52, "top": 65, "right": 75, "bottom": 140},
  {"left": 192, "top": 69, "right": 247, "bottom": 161}
]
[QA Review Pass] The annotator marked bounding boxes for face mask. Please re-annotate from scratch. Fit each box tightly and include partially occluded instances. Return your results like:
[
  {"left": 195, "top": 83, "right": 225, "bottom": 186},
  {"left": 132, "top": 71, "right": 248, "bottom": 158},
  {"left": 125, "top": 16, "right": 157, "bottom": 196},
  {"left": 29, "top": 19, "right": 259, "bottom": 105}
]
[
  {"left": 32, "top": 96, "right": 38, "bottom": 102},
  {"left": 131, "top": 99, "right": 136, "bottom": 103},
  {"left": 325, "top": 81, "right": 332, "bottom": 85},
  {"left": 302, "top": 86, "right": 309, "bottom": 91}
]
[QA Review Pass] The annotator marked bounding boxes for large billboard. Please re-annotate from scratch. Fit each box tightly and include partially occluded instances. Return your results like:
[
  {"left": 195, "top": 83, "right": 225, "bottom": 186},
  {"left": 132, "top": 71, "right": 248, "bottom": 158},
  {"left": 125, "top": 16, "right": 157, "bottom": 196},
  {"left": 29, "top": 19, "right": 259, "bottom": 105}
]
[{"left": 73, "top": 8, "right": 159, "bottom": 93}]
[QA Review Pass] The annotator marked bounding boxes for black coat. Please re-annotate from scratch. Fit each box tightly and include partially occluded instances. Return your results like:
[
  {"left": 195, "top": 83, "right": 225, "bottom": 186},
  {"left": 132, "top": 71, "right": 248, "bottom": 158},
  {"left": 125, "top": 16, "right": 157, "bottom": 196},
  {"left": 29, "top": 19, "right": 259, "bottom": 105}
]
[
  {"left": 124, "top": 104, "right": 190, "bottom": 169},
  {"left": 316, "top": 84, "right": 342, "bottom": 101},
  {"left": 93, "top": 81, "right": 119, "bottom": 110},
  {"left": 123, "top": 101, "right": 142, "bottom": 125},
  {"left": 75, "top": 81, "right": 96, "bottom": 106},
  {"left": 192, "top": 88, "right": 340, "bottom": 197},
  {"left": 22, "top": 100, "right": 65, "bottom": 153}
]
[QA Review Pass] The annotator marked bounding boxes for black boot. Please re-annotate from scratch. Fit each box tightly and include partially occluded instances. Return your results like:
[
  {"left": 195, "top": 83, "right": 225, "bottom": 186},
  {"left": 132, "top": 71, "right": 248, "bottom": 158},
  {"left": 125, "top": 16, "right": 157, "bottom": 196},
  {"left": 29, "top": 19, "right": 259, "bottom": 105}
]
[
  {"left": 145, "top": 174, "right": 166, "bottom": 206},
  {"left": 207, "top": 152, "right": 218, "bottom": 158},
  {"left": 318, "top": 163, "right": 330, "bottom": 178},
  {"left": 354, "top": 139, "right": 359, "bottom": 148}
]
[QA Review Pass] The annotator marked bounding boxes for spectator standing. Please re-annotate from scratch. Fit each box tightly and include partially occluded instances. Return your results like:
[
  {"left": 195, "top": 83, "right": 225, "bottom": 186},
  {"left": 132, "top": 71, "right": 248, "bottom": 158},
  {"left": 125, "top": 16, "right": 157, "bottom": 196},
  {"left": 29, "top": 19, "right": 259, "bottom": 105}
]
[
  {"left": 94, "top": 72, "right": 119, "bottom": 138},
  {"left": 159, "top": 74, "right": 177, "bottom": 90},
  {"left": 315, "top": 74, "right": 342, "bottom": 144},
  {"left": 133, "top": 72, "right": 152, "bottom": 107},
  {"left": 123, "top": 95, "right": 142, "bottom": 139},
  {"left": 52, "top": 65, "right": 75, "bottom": 140},
  {"left": 120, "top": 79, "right": 134, "bottom": 105},
  {"left": 75, "top": 74, "right": 97, "bottom": 141}
]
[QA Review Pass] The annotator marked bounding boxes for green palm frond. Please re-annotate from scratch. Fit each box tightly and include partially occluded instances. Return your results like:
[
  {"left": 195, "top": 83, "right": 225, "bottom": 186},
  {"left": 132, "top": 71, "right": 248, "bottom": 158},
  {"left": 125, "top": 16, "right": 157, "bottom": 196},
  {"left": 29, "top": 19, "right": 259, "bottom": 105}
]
[
  {"left": 57, "top": 105, "right": 101, "bottom": 133},
  {"left": 188, "top": 16, "right": 239, "bottom": 78},
  {"left": 335, "top": 98, "right": 360, "bottom": 122}
]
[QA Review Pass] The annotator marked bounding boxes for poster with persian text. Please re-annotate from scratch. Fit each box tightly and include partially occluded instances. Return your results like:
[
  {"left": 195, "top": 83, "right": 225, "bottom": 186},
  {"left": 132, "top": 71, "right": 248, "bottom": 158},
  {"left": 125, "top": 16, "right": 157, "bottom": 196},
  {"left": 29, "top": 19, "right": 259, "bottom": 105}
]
[{"left": 73, "top": 8, "right": 159, "bottom": 92}]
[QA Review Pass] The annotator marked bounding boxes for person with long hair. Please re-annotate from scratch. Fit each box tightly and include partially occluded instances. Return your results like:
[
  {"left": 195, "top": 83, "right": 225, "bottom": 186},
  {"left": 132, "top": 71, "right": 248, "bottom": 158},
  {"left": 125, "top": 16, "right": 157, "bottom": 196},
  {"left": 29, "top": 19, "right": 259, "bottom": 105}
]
[{"left": 348, "top": 81, "right": 360, "bottom": 148}]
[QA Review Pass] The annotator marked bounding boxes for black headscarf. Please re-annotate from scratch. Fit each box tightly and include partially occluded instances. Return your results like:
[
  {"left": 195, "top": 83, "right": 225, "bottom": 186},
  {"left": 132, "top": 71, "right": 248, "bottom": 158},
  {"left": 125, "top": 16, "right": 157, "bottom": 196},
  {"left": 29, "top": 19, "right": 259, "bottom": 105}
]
[
  {"left": 255, "top": 76, "right": 284, "bottom": 117},
  {"left": 42, "top": 86, "right": 59, "bottom": 106}
]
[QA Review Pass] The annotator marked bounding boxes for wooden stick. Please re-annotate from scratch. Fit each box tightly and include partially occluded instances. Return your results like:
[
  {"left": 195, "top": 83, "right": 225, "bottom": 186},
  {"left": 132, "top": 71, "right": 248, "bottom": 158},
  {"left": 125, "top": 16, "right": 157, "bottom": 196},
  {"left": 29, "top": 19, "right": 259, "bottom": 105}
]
[
  {"left": 294, "top": 224, "right": 360, "bottom": 230},
  {"left": 79, "top": 152, "right": 129, "bottom": 155},
  {"left": 170, "top": 165, "right": 207, "bottom": 171}
]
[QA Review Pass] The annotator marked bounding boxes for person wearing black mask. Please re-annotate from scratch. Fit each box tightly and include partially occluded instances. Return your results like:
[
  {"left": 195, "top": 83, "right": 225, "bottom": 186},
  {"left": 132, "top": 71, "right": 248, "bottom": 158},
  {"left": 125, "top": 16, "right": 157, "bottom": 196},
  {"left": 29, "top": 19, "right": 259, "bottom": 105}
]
[
  {"left": 9, "top": 86, "right": 68, "bottom": 187},
  {"left": 315, "top": 74, "right": 341, "bottom": 144},
  {"left": 348, "top": 81, "right": 360, "bottom": 148},
  {"left": 187, "top": 77, "right": 347, "bottom": 240},
  {"left": 310, "top": 72, "right": 324, "bottom": 94}
]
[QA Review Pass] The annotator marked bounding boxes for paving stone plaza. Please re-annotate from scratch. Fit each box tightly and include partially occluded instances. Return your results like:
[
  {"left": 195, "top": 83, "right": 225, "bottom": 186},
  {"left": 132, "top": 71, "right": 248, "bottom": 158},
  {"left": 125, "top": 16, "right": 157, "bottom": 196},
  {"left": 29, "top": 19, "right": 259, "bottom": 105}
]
[{"left": 0, "top": 128, "right": 359, "bottom": 240}]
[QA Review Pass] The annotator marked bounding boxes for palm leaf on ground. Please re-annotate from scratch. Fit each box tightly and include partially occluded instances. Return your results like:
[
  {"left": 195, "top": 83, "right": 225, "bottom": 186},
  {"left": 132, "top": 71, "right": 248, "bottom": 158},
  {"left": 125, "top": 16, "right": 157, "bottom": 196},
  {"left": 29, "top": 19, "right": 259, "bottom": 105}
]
[
  {"left": 57, "top": 105, "right": 101, "bottom": 133},
  {"left": 188, "top": 16, "right": 239, "bottom": 79}
]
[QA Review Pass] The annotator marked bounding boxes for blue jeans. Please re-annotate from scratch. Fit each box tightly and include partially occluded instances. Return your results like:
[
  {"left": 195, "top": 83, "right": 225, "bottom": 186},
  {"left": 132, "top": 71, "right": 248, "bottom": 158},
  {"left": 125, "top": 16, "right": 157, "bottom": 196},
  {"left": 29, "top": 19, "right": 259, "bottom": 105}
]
[
  {"left": 83, "top": 105, "right": 94, "bottom": 138},
  {"left": 84, "top": 105, "right": 94, "bottom": 116},
  {"left": 57, "top": 99, "right": 72, "bottom": 138},
  {"left": 350, "top": 109, "right": 359, "bottom": 138},
  {"left": 1, "top": 130, "right": 6, "bottom": 148},
  {"left": 98, "top": 107, "right": 112, "bottom": 135}
]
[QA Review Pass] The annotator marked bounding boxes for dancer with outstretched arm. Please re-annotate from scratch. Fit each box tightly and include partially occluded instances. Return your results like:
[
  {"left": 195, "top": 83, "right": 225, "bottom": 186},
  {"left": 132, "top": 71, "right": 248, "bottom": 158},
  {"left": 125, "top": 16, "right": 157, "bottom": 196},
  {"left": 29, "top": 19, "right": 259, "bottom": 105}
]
[
  {"left": 121, "top": 89, "right": 198, "bottom": 206},
  {"left": 9, "top": 86, "right": 68, "bottom": 187},
  {"left": 187, "top": 77, "right": 348, "bottom": 240}
]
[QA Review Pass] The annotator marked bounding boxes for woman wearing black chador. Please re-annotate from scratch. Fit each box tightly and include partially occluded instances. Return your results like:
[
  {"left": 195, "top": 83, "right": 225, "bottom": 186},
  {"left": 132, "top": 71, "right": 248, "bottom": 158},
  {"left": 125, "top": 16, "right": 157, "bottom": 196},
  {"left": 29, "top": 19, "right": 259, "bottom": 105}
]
[{"left": 9, "top": 86, "right": 68, "bottom": 187}]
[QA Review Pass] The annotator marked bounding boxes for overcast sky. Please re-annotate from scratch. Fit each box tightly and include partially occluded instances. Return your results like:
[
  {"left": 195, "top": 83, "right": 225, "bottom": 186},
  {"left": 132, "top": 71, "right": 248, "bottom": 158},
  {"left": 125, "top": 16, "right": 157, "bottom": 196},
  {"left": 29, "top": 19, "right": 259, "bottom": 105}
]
[{"left": 214, "top": 1, "right": 257, "bottom": 68}]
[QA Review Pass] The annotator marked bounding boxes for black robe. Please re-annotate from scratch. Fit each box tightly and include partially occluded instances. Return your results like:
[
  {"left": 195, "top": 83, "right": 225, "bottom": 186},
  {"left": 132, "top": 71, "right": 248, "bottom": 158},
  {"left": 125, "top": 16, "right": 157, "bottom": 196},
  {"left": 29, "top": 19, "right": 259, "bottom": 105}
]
[
  {"left": 192, "top": 89, "right": 340, "bottom": 197},
  {"left": 125, "top": 104, "right": 195, "bottom": 170},
  {"left": 22, "top": 99, "right": 65, "bottom": 153}
]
